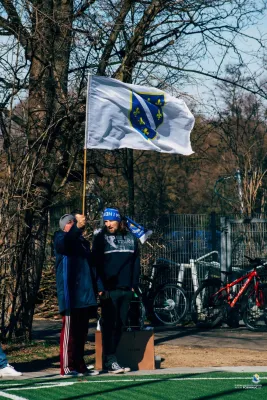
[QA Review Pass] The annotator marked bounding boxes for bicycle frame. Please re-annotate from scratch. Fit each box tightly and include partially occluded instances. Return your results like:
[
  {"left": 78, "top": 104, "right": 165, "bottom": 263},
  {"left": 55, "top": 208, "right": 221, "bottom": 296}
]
[
  {"left": 157, "top": 251, "right": 220, "bottom": 294},
  {"left": 155, "top": 257, "right": 185, "bottom": 286},
  {"left": 192, "top": 256, "right": 267, "bottom": 330},
  {"left": 214, "top": 268, "right": 262, "bottom": 308}
]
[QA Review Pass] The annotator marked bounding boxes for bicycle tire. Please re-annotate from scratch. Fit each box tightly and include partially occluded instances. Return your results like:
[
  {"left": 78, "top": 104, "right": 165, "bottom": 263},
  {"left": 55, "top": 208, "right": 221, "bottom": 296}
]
[
  {"left": 152, "top": 284, "right": 188, "bottom": 326},
  {"left": 191, "top": 279, "right": 225, "bottom": 328},
  {"left": 242, "top": 284, "right": 267, "bottom": 331}
]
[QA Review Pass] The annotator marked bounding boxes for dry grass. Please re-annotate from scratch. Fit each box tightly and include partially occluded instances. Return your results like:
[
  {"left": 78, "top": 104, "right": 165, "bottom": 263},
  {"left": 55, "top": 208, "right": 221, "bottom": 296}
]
[
  {"left": 2, "top": 340, "right": 95, "bottom": 369},
  {"left": 155, "top": 344, "right": 267, "bottom": 368}
]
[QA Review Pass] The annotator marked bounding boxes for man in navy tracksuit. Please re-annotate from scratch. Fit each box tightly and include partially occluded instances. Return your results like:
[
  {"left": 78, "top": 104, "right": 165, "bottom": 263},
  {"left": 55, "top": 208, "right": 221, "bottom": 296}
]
[
  {"left": 92, "top": 207, "right": 140, "bottom": 373},
  {"left": 54, "top": 213, "right": 103, "bottom": 377}
]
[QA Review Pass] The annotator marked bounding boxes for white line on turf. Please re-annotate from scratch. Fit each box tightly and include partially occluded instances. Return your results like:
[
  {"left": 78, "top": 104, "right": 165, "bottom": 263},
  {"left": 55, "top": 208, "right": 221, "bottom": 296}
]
[
  {"left": 0, "top": 391, "right": 28, "bottom": 400},
  {"left": 7, "top": 382, "right": 75, "bottom": 391},
  {"left": 4, "top": 375, "right": 267, "bottom": 393}
]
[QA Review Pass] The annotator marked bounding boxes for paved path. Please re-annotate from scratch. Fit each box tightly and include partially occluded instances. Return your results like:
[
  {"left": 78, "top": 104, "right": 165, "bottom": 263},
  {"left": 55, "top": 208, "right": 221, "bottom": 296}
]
[
  {"left": 32, "top": 319, "right": 267, "bottom": 351},
  {"left": 154, "top": 325, "right": 267, "bottom": 351}
]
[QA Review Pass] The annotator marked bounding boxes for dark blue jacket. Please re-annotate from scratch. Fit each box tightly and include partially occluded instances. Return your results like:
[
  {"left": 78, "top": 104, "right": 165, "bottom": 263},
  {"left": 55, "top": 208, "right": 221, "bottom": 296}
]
[
  {"left": 92, "top": 229, "right": 140, "bottom": 291},
  {"left": 54, "top": 224, "right": 103, "bottom": 313}
]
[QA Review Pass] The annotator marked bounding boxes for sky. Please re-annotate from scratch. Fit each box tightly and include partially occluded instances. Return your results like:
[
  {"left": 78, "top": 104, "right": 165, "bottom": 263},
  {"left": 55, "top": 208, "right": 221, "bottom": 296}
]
[{"left": 182, "top": 11, "right": 267, "bottom": 116}]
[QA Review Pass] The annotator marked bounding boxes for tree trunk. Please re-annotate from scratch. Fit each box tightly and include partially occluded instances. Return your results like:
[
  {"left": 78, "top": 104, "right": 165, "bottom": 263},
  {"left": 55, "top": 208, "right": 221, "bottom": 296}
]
[{"left": 0, "top": 0, "right": 73, "bottom": 340}]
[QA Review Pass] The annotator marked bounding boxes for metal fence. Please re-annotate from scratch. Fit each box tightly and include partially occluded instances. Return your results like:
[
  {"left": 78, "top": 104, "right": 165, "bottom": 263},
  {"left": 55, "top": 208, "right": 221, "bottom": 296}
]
[
  {"left": 139, "top": 214, "right": 267, "bottom": 308},
  {"left": 220, "top": 217, "right": 267, "bottom": 282},
  {"left": 48, "top": 209, "right": 267, "bottom": 308},
  {"left": 138, "top": 213, "right": 221, "bottom": 306}
]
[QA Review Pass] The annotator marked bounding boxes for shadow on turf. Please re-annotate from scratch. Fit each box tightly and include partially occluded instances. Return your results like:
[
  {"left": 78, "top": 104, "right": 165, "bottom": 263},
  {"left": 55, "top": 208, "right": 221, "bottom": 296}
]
[
  {"left": 55, "top": 372, "right": 267, "bottom": 400},
  {"left": 1, "top": 371, "right": 265, "bottom": 399},
  {"left": 0, "top": 373, "right": 205, "bottom": 392}
]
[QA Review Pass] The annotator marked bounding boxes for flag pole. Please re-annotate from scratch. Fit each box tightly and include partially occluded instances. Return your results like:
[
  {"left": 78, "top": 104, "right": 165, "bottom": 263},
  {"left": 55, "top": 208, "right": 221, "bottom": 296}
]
[
  {"left": 82, "top": 147, "right": 87, "bottom": 215},
  {"left": 83, "top": 74, "right": 92, "bottom": 215}
]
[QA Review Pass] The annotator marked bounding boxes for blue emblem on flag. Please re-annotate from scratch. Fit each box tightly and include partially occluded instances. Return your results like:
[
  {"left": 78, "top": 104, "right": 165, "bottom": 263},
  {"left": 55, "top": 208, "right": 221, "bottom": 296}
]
[{"left": 129, "top": 92, "right": 165, "bottom": 140}]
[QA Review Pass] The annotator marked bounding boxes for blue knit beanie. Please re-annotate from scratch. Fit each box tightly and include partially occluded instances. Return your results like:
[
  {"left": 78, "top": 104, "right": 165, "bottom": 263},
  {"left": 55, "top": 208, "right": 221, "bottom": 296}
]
[{"left": 103, "top": 208, "right": 121, "bottom": 222}]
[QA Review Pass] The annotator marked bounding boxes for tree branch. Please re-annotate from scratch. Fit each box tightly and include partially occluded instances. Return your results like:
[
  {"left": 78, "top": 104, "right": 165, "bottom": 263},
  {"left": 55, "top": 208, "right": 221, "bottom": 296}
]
[
  {"left": 73, "top": 0, "right": 97, "bottom": 19},
  {"left": 0, "top": 1, "right": 30, "bottom": 50},
  {"left": 97, "top": 0, "right": 133, "bottom": 76},
  {"left": 144, "top": 60, "right": 267, "bottom": 99}
]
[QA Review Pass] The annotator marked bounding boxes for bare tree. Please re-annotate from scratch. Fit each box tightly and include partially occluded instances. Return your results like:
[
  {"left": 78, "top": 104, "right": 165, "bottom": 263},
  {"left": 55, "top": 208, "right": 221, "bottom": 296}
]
[
  {"left": 0, "top": 0, "right": 267, "bottom": 339},
  {"left": 209, "top": 67, "right": 267, "bottom": 215}
]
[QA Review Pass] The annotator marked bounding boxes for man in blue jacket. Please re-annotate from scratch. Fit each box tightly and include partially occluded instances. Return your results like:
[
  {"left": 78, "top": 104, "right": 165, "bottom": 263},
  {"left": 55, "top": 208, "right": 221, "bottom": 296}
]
[
  {"left": 92, "top": 207, "right": 140, "bottom": 374},
  {"left": 54, "top": 213, "right": 103, "bottom": 377}
]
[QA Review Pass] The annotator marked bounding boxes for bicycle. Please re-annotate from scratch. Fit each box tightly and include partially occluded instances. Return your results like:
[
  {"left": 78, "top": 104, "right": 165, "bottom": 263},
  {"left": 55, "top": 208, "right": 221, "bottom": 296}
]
[
  {"left": 129, "top": 259, "right": 188, "bottom": 327},
  {"left": 191, "top": 256, "right": 267, "bottom": 331}
]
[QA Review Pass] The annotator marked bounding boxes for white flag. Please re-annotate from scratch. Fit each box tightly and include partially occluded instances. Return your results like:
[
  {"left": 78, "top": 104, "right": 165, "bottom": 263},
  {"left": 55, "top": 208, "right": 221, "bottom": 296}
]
[{"left": 85, "top": 76, "right": 194, "bottom": 155}]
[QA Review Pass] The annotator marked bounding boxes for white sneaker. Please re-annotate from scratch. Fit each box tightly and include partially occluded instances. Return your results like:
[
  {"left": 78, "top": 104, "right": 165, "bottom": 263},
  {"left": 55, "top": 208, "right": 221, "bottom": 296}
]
[
  {"left": 83, "top": 369, "right": 99, "bottom": 376},
  {"left": 106, "top": 361, "right": 124, "bottom": 374},
  {"left": 0, "top": 364, "right": 22, "bottom": 377},
  {"left": 122, "top": 366, "right": 131, "bottom": 373}
]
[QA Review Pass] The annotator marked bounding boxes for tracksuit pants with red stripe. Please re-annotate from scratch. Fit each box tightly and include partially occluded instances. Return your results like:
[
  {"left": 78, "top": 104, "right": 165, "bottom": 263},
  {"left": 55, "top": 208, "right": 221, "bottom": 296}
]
[{"left": 60, "top": 307, "right": 93, "bottom": 375}]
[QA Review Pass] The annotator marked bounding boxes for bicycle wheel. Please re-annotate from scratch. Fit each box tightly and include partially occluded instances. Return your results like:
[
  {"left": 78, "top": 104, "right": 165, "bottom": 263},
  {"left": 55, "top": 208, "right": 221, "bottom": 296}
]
[
  {"left": 242, "top": 284, "right": 267, "bottom": 331},
  {"left": 152, "top": 284, "right": 188, "bottom": 326},
  {"left": 192, "top": 279, "right": 225, "bottom": 328}
]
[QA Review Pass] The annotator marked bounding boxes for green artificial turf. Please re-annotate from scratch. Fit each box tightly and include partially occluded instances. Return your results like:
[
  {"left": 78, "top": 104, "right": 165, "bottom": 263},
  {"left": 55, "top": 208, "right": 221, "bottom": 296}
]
[{"left": 0, "top": 372, "right": 266, "bottom": 400}]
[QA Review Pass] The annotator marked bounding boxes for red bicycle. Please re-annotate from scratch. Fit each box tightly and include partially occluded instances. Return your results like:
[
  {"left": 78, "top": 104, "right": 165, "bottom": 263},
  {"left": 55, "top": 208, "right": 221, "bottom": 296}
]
[{"left": 191, "top": 256, "right": 267, "bottom": 331}]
